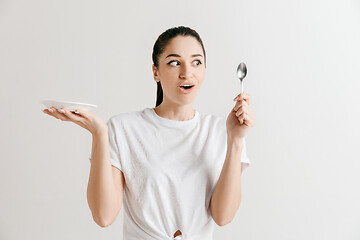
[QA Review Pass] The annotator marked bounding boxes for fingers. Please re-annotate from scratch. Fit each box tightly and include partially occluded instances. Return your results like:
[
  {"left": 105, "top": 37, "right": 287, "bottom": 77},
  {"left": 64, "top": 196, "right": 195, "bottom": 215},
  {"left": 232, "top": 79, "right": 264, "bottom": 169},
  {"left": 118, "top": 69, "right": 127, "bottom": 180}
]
[
  {"left": 238, "top": 114, "right": 244, "bottom": 125},
  {"left": 232, "top": 102, "right": 245, "bottom": 124},
  {"left": 233, "top": 100, "right": 256, "bottom": 127},
  {"left": 233, "top": 93, "right": 251, "bottom": 105},
  {"left": 237, "top": 111, "right": 255, "bottom": 126},
  {"left": 233, "top": 98, "right": 248, "bottom": 112},
  {"left": 61, "top": 108, "right": 85, "bottom": 122},
  {"left": 71, "top": 108, "right": 90, "bottom": 119},
  {"left": 231, "top": 93, "right": 255, "bottom": 127},
  {"left": 43, "top": 107, "right": 70, "bottom": 121},
  {"left": 43, "top": 107, "right": 85, "bottom": 122},
  {"left": 243, "top": 111, "right": 255, "bottom": 127},
  {"left": 233, "top": 99, "right": 254, "bottom": 116}
]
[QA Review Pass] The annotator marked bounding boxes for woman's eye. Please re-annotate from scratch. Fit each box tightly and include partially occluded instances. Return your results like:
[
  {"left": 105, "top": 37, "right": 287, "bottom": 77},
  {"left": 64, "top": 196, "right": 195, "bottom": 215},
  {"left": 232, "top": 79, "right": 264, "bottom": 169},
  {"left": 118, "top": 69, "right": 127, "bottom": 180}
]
[
  {"left": 168, "top": 61, "right": 179, "bottom": 66},
  {"left": 193, "top": 60, "right": 202, "bottom": 66},
  {"left": 167, "top": 60, "right": 202, "bottom": 66}
]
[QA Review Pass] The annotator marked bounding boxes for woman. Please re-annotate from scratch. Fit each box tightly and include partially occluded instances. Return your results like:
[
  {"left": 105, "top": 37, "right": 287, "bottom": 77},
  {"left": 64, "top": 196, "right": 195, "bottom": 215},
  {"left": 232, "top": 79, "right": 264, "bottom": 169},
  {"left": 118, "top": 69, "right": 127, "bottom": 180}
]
[{"left": 43, "top": 26, "right": 255, "bottom": 240}]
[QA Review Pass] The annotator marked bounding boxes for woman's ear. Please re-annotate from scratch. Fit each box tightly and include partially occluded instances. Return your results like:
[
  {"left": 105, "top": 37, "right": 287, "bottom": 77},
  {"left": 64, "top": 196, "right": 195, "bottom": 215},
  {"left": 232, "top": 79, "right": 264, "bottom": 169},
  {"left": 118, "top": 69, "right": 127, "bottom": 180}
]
[{"left": 152, "top": 64, "right": 160, "bottom": 83}]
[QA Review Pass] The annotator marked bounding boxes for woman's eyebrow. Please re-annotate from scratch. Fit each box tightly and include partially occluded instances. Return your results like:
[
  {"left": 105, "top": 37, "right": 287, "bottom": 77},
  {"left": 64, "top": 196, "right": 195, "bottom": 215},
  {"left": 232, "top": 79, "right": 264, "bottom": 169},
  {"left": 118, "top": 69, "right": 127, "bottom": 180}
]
[{"left": 165, "top": 54, "right": 203, "bottom": 59}]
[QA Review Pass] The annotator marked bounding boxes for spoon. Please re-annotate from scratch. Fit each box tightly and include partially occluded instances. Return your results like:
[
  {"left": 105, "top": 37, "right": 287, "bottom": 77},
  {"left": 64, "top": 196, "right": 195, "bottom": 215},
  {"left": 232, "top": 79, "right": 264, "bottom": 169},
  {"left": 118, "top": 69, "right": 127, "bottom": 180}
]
[{"left": 236, "top": 62, "right": 247, "bottom": 94}]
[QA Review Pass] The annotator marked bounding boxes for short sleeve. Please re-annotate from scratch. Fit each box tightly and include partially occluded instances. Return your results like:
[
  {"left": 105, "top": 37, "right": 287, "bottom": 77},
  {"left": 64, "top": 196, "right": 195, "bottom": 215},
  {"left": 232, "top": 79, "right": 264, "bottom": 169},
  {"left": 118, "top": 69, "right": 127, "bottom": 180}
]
[
  {"left": 89, "top": 118, "right": 123, "bottom": 172},
  {"left": 107, "top": 118, "right": 123, "bottom": 171}
]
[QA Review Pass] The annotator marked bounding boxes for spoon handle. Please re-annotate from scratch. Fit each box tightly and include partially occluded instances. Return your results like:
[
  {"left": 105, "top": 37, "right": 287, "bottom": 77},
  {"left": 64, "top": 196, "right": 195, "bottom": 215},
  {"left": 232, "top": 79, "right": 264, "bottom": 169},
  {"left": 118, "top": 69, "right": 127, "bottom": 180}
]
[{"left": 241, "top": 80, "right": 244, "bottom": 94}]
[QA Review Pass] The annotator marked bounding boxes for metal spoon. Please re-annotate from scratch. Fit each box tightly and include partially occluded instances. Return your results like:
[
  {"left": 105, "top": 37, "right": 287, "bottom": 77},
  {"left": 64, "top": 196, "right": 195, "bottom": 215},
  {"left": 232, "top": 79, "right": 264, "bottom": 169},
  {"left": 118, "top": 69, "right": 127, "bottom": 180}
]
[{"left": 236, "top": 62, "right": 247, "bottom": 94}]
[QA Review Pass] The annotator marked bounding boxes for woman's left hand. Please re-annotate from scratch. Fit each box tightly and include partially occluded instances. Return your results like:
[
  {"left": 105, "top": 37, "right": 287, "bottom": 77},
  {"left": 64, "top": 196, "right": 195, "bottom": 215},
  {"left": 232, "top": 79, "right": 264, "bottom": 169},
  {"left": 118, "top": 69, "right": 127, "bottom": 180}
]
[{"left": 226, "top": 93, "right": 256, "bottom": 143}]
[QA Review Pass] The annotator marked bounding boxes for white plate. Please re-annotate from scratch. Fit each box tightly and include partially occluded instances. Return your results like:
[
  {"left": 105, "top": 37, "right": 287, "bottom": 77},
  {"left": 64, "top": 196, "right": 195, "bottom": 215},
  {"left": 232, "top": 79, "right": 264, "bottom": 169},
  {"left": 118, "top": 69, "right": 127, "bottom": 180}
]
[{"left": 40, "top": 100, "right": 98, "bottom": 112}]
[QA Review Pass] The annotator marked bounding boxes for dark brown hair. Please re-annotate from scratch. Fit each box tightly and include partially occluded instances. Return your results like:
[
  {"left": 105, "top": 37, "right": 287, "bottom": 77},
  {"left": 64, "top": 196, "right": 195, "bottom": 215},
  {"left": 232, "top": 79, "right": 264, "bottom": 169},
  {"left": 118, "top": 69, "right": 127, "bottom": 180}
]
[{"left": 152, "top": 26, "right": 206, "bottom": 107}]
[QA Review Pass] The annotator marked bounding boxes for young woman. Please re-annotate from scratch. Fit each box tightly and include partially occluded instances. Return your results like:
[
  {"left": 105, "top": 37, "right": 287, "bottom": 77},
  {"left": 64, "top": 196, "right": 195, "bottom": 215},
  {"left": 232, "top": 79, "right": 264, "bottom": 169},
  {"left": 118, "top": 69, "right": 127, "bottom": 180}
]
[{"left": 43, "top": 26, "right": 255, "bottom": 240}]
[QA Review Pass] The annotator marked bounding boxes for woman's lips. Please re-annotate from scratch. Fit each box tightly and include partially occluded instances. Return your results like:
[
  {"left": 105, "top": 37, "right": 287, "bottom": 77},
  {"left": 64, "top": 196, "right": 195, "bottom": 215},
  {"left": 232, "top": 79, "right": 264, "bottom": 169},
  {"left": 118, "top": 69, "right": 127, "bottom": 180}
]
[{"left": 178, "top": 86, "right": 195, "bottom": 94}]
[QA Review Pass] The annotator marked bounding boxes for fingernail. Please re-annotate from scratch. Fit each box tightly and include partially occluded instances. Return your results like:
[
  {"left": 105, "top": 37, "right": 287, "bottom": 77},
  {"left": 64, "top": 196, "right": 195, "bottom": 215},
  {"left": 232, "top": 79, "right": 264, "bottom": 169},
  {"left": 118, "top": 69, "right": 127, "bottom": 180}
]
[
  {"left": 49, "top": 108, "right": 54, "bottom": 112},
  {"left": 234, "top": 96, "right": 239, "bottom": 101},
  {"left": 59, "top": 109, "right": 65, "bottom": 113}
]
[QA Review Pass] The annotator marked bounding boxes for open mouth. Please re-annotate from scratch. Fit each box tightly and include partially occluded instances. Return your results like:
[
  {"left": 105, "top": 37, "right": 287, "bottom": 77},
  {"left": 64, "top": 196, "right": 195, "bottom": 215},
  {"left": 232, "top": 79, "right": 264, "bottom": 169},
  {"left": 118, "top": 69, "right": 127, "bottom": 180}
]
[{"left": 180, "top": 85, "right": 194, "bottom": 90}]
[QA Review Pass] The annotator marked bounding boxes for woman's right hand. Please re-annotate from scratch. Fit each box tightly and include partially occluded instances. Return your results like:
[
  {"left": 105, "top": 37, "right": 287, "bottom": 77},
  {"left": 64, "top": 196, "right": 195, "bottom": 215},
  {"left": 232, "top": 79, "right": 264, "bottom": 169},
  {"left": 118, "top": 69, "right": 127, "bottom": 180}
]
[{"left": 43, "top": 107, "right": 108, "bottom": 135}]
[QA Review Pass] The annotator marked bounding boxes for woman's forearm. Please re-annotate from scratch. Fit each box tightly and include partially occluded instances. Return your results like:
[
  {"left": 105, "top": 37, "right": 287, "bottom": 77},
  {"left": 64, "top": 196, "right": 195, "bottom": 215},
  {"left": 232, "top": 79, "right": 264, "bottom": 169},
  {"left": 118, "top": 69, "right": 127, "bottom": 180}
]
[
  {"left": 210, "top": 139, "right": 244, "bottom": 226},
  {"left": 87, "top": 129, "right": 120, "bottom": 227}
]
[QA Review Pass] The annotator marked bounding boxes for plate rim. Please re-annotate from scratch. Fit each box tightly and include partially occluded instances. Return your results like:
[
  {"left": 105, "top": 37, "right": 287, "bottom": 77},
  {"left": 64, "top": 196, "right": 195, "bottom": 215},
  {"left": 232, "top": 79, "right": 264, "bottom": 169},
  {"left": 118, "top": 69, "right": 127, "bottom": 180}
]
[{"left": 41, "top": 100, "right": 98, "bottom": 108}]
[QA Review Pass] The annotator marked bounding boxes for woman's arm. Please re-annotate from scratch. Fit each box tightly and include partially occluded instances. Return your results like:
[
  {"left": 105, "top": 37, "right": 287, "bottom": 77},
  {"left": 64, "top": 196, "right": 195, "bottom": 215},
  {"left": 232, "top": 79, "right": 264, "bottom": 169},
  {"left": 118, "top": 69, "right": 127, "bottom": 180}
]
[
  {"left": 87, "top": 129, "right": 123, "bottom": 227},
  {"left": 42, "top": 107, "right": 123, "bottom": 227},
  {"left": 209, "top": 139, "right": 244, "bottom": 226}
]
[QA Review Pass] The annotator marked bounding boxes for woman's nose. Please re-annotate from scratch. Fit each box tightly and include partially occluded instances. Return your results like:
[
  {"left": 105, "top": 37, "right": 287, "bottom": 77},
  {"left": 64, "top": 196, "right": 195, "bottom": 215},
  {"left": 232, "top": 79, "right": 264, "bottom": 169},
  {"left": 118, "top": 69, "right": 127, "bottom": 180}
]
[{"left": 179, "top": 64, "right": 192, "bottom": 79}]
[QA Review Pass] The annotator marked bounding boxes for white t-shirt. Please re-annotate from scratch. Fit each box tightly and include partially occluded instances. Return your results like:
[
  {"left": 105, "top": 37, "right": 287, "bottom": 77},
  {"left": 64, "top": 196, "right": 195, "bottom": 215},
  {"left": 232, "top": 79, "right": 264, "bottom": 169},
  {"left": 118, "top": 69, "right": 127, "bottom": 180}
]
[{"left": 90, "top": 107, "right": 251, "bottom": 240}]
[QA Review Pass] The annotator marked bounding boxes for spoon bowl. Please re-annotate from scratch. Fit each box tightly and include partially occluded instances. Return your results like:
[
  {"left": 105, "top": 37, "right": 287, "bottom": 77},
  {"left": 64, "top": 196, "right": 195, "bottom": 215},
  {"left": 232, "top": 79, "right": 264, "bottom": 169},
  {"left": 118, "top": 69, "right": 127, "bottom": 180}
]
[
  {"left": 236, "top": 62, "right": 247, "bottom": 93},
  {"left": 237, "top": 62, "right": 247, "bottom": 79}
]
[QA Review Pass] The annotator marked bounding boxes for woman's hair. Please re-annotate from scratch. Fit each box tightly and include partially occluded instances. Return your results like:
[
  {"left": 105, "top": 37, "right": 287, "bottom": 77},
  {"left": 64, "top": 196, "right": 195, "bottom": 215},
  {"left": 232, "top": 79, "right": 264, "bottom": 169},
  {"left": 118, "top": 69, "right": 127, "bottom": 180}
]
[{"left": 152, "top": 26, "right": 206, "bottom": 107}]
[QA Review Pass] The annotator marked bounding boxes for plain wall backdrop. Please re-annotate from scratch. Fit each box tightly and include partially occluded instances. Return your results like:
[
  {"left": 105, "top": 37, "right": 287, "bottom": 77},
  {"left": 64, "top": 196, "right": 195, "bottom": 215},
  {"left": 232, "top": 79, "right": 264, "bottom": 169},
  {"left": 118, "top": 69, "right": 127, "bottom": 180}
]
[{"left": 1, "top": 0, "right": 359, "bottom": 239}]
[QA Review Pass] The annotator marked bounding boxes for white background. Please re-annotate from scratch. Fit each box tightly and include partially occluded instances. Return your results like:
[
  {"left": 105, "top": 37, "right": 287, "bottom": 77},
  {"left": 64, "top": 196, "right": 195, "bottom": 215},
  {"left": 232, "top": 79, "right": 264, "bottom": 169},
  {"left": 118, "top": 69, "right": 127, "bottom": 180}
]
[{"left": 1, "top": 0, "right": 359, "bottom": 239}]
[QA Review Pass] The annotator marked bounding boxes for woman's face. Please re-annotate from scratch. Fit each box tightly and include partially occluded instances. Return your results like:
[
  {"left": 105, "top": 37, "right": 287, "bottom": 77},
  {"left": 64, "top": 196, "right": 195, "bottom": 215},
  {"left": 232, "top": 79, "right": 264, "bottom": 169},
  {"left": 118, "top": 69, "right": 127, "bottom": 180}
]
[{"left": 153, "top": 35, "right": 206, "bottom": 106}]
